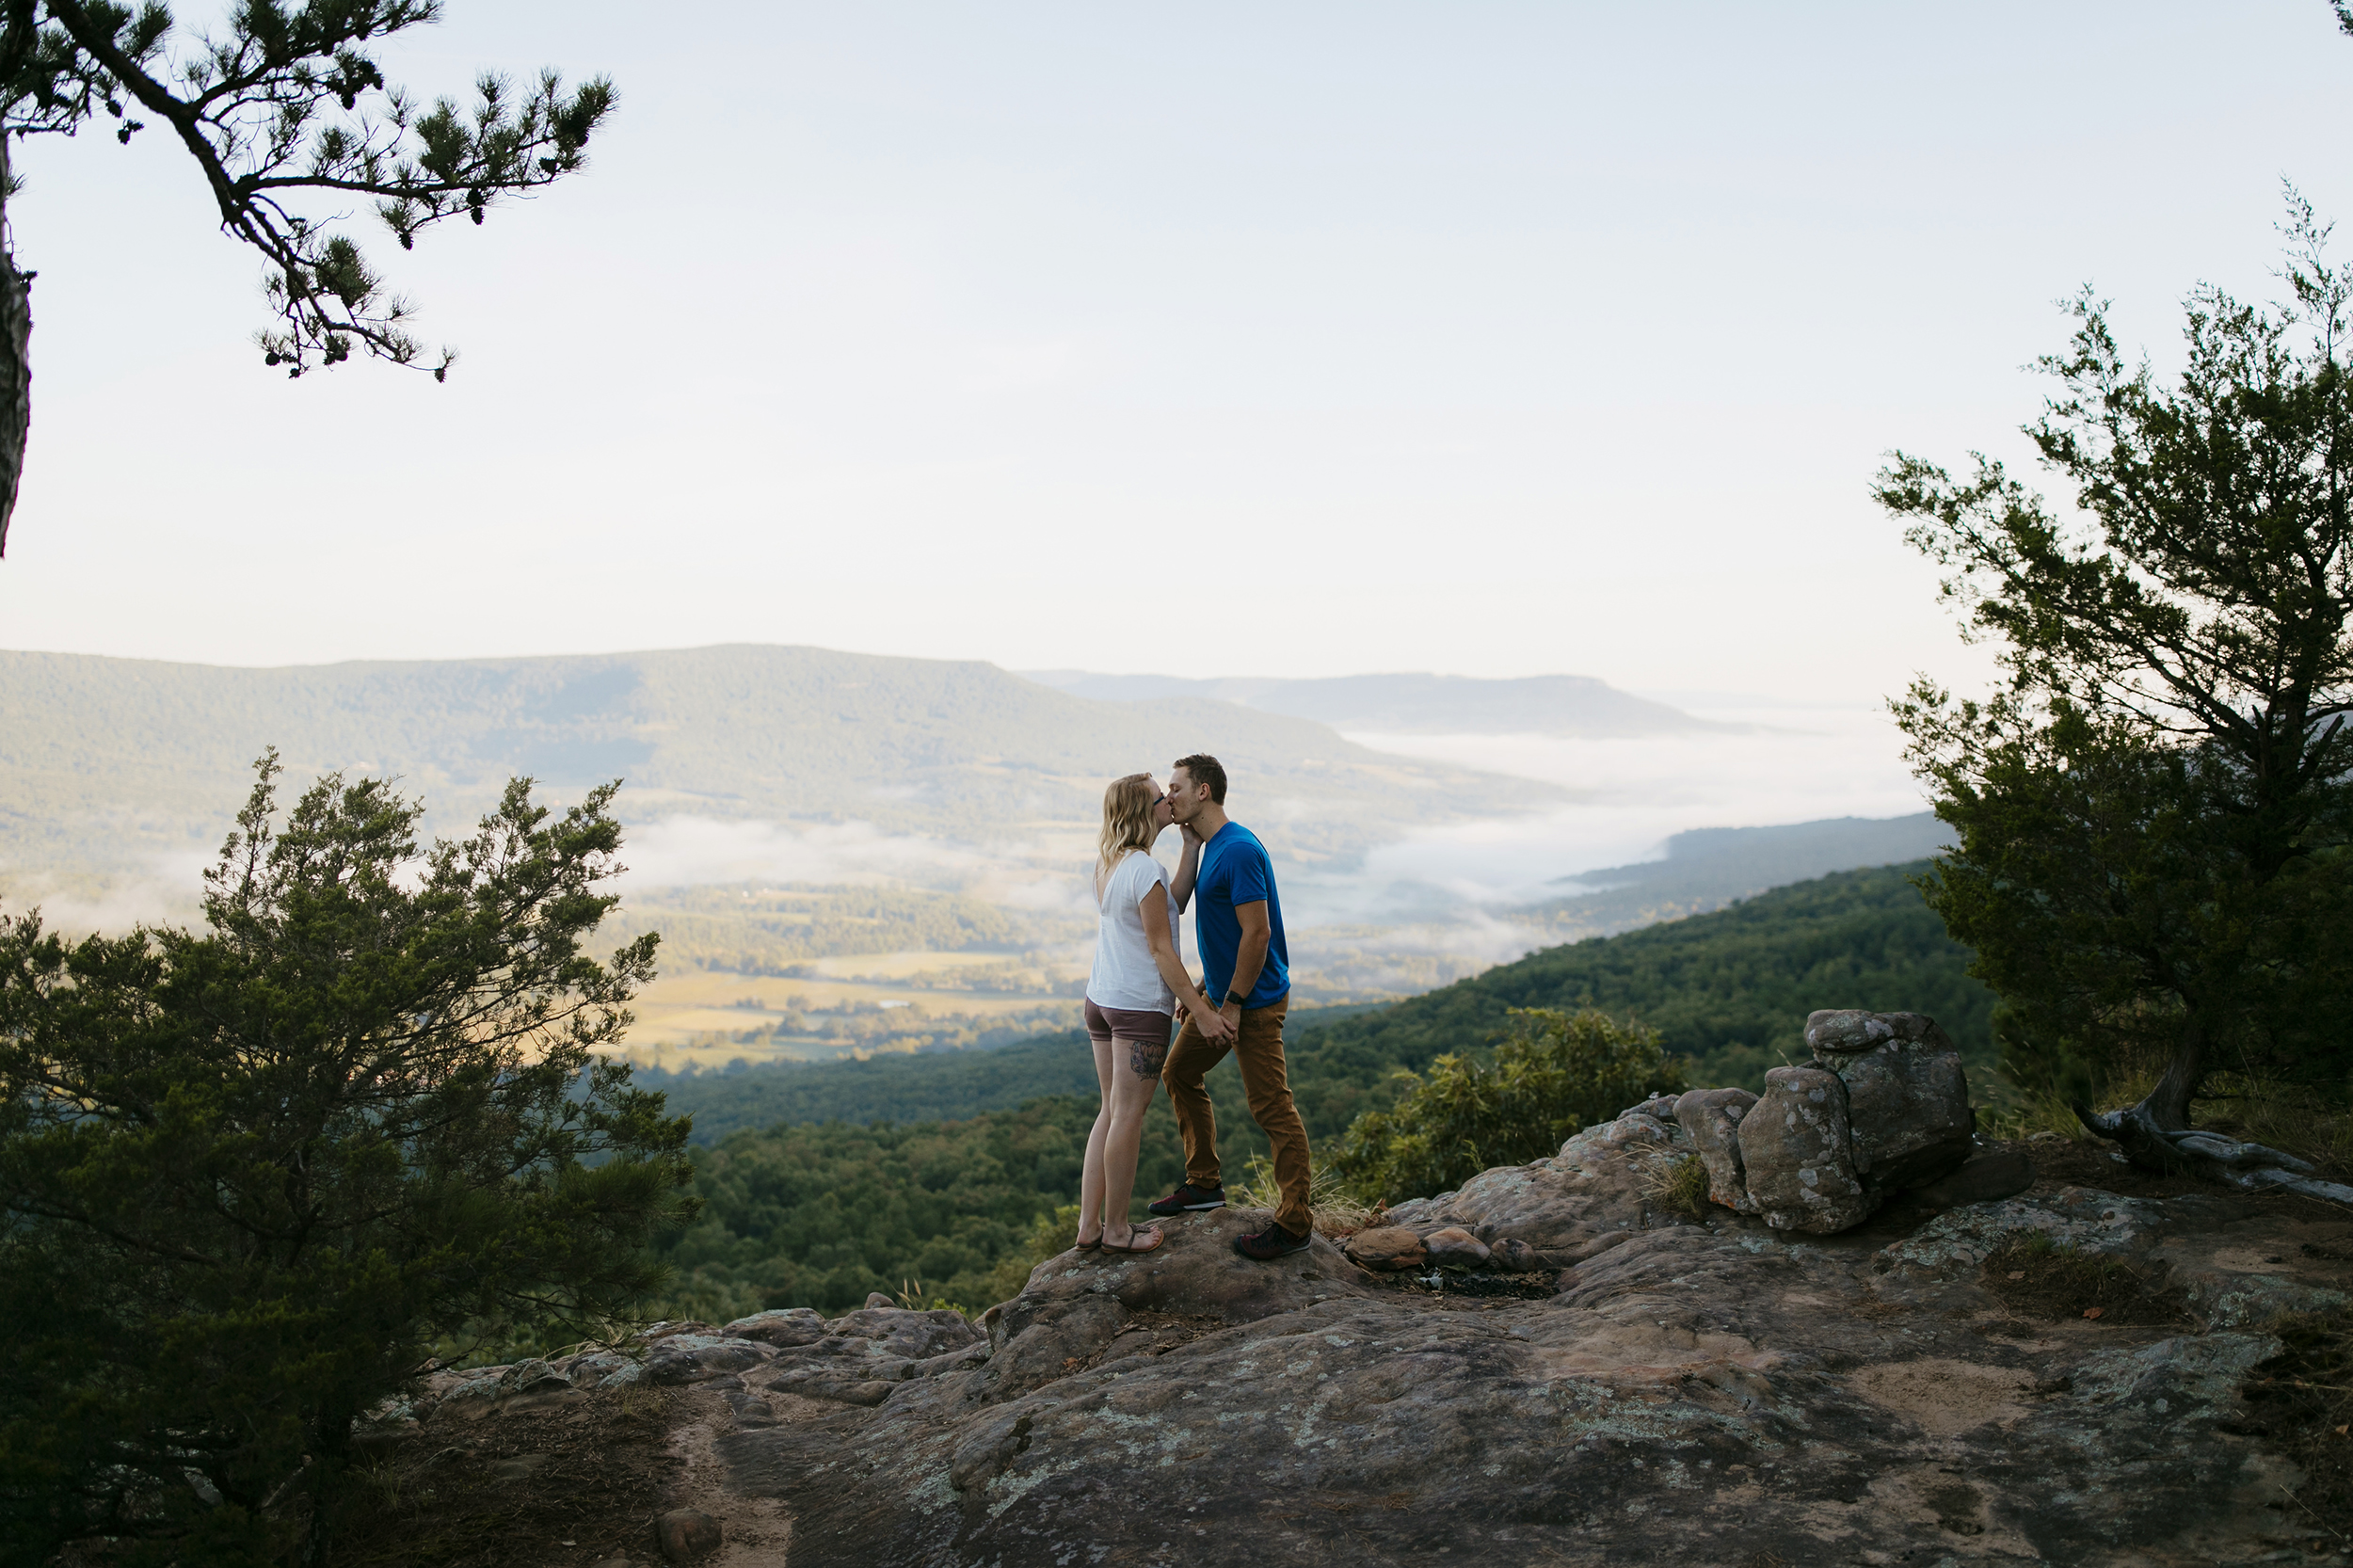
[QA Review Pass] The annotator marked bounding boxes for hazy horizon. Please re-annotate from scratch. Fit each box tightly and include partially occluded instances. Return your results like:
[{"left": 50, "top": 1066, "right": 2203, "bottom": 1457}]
[{"left": 6, "top": 2, "right": 2338, "bottom": 708}]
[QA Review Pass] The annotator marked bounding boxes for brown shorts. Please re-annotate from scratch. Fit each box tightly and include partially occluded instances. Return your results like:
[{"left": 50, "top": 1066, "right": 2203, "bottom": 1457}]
[{"left": 1084, "top": 999, "right": 1176, "bottom": 1079}]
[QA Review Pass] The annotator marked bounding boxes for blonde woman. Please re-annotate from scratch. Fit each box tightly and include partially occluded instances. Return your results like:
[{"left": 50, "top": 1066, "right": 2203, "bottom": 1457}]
[{"left": 1078, "top": 774, "right": 1233, "bottom": 1254}]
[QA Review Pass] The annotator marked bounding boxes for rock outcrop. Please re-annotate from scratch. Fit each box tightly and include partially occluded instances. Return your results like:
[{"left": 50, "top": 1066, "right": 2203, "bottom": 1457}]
[
  {"left": 1691, "top": 1007, "right": 1972, "bottom": 1233},
  {"left": 691, "top": 1125, "right": 2351, "bottom": 1567},
  {"left": 369, "top": 1009, "right": 2353, "bottom": 1566}
]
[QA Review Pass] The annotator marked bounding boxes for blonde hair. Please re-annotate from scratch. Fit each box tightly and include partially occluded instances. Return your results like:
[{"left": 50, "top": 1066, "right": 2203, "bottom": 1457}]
[{"left": 1096, "top": 773, "right": 1160, "bottom": 891}]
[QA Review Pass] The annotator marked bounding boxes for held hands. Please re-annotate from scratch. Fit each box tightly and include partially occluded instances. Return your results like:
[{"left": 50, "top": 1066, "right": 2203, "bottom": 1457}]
[{"left": 1191, "top": 995, "right": 1237, "bottom": 1042}]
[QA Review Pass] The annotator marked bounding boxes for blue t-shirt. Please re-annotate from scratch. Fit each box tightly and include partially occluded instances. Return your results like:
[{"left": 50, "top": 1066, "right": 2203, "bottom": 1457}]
[{"left": 1193, "top": 822, "right": 1289, "bottom": 1008}]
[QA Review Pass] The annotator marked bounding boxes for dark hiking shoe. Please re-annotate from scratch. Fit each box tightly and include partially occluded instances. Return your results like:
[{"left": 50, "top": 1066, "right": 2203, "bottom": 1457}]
[
  {"left": 1232, "top": 1222, "right": 1311, "bottom": 1261},
  {"left": 1147, "top": 1181, "right": 1225, "bottom": 1217}
]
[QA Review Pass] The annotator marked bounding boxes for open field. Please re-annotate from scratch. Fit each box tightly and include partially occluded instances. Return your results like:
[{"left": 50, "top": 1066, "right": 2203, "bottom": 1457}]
[{"left": 614, "top": 958, "right": 1085, "bottom": 1072}]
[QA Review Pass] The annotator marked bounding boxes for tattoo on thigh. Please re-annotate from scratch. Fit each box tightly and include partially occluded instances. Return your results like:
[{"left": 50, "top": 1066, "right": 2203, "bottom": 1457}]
[{"left": 1128, "top": 1036, "right": 1168, "bottom": 1080}]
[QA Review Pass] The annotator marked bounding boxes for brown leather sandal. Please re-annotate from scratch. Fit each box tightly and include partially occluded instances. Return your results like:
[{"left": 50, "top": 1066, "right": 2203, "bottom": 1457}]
[{"left": 1097, "top": 1225, "right": 1164, "bottom": 1255}]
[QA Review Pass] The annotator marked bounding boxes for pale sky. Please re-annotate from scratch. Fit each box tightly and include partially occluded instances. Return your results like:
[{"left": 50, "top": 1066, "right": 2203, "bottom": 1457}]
[{"left": 5, "top": 1, "right": 2340, "bottom": 701}]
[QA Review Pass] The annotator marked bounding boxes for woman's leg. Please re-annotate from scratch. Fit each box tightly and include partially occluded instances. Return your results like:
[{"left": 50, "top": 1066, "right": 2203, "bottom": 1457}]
[
  {"left": 1101, "top": 1014, "right": 1173, "bottom": 1246},
  {"left": 1077, "top": 1002, "right": 1119, "bottom": 1245}
]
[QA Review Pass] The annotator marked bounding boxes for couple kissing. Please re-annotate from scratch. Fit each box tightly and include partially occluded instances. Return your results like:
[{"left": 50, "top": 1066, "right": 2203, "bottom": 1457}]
[{"left": 1076, "top": 753, "right": 1314, "bottom": 1263}]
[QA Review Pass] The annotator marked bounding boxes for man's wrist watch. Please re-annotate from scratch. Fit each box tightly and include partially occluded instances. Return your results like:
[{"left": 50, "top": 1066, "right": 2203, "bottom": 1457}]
[{"left": 1224, "top": 990, "right": 1250, "bottom": 1009}]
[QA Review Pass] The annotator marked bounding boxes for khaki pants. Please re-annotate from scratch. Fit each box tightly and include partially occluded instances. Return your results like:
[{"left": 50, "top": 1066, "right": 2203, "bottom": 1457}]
[{"left": 1162, "top": 995, "right": 1314, "bottom": 1238}]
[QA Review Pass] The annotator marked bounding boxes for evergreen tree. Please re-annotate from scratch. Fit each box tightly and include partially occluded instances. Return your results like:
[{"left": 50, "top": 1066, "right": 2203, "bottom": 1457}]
[
  {"left": 1877, "top": 196, "right": 2353, "bottom": 1185},
  {"left": 0, "top": 756, "right": 694, "bottom": 1565},
  {"left": 0, "top": 2, "right": 616, "bottom": 553}
]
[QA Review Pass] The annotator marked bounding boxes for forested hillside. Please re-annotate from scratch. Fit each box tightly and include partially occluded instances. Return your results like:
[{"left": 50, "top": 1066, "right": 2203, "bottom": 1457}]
[
  {"left": 656, "top": 861, "right": 1987, "bottom": 1144},
  {"left": 650, "top": 861, "right": 1991, "bottom": 1317},
  {"left": 1286, "top": 860, "right": 1996, "bottom": 1136}
]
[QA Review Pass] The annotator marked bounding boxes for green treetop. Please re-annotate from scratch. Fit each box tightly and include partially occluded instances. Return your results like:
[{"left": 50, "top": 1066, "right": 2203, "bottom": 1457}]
[
  {"left": 0, "top": 756, "right": 695, "bottom": 1566},
  {"left": 1877, "top": 194, "right": 2353, "bottom": 1183},
  {"left": 0, "top": 2, "right": 617, "bottom": 554}
]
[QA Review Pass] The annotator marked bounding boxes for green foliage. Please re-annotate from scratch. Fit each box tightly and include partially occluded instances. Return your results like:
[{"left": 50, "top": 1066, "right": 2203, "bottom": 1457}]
[
  {"left": 654, "top": 1103, "right": 1188, "bottom": 1321},
  {"left": 8, "top": 2, "right": 615, "bottom": 380},
  {"left": 649, "top": 1006, "right": 1388, "bottom": 1145},
  {"left": 647, "top": 864, "right": 1988, "bottom": 1319},
  {"left": 981, "top": 1204, "right": 1085, "bottom": 1306},
  {"left": 0, "top": 756, "right": 695, "bottom": 1565},
  {"left": 1879, "top": 195, "right": 2353, "bottom": 1126},
  {"left": 1286, "top": 863, "right": 1993, "bottom": 1139},
  {"left": 1330, "top": 1007, "right": 1687, "bottom": 1203}
]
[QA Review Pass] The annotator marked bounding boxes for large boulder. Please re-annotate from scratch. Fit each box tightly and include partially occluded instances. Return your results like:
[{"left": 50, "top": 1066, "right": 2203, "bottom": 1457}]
[
  {"left": 1672, "top": 1086, "right": 1762, "bottom": 1214},
  {"left": 1384, "top": 1112, "right": 1682, "bottom": 1262},
  {"left": 1737, "top": 1064, "right": 1874, "bottom": 1233},
  {"left": 1807, "top": 1009, "right": 1974, "bottom": 1193}
]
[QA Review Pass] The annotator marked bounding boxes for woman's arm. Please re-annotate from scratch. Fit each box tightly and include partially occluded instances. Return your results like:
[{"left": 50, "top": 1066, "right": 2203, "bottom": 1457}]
[
  {"left": 1141, "top": 883, "right": 1231, "bottom": 1040},
  {"left": 1169, "top": 823, "right": 1203, "bottom": 912}
]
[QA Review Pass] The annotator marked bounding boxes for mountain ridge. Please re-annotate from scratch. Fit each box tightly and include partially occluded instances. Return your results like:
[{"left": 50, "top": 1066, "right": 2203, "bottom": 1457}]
[
  {"left": 0, "top": 644, "right": 1561, "bottom": 877},
  {"left": 1017, "top": 668, "right": 1725, "bottom": 736}
]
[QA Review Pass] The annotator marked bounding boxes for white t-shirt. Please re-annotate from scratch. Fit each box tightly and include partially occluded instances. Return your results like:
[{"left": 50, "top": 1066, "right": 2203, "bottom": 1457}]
[{"left": 1086, "top": 850, "right": 1177, "bottom": 1014}]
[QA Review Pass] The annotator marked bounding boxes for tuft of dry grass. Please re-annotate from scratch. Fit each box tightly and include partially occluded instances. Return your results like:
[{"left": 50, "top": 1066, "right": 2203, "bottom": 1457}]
[
  {"left": 1228, "top": 1154, "right": 1382, "bottom": 1240},
  {"left": 1638, "top": 1152, "right": 1713, "bottom": 1221}
]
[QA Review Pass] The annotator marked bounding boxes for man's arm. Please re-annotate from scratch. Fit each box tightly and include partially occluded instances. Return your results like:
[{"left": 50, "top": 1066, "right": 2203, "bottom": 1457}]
[
  {"left": 1220, "top": 899, "right": 1272, "bottom": 1028},
  {"left": 1170, "top": 823, "right": 1203, "bottom": 911}
]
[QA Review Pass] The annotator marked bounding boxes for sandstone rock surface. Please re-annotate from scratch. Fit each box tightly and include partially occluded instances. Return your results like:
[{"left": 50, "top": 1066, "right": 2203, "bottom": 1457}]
[
  {"left": 1343, "top": 1225, "right": 1428, "bottom": 1270},
  {"left": 1826, "top": 1010, "right": 1975, "bottom": 1192},
  {"left": 1738, "top": 1063, "right": 1874, "bottom": 1233},
  {"left": 700, "top": 1128, "right": 2347, "bottom": 1567},
  {"left": 376, "top": 1123, "right": 2353, "bottom": 1568},
  {"left": 1421, "top": 1224, "right": 1491, "bottom": 1266},
  {"left": 1673, "top": 1085, "right": 1761, "bottom": 1214}
]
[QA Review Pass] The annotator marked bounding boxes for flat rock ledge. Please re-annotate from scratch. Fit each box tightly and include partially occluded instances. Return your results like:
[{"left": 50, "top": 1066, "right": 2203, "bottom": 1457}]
[
  {"left": 693, "top": 1122, "right": 2353, "bottom": 1567},
  {"left": 386, "top": 1126, "right": 2353, "bottom": 1567}
]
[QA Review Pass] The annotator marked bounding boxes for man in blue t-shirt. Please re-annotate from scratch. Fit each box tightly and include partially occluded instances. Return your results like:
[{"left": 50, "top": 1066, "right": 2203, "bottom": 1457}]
[{"left": 1146, "top": 752, "right": 1315, "bottom": 1259}]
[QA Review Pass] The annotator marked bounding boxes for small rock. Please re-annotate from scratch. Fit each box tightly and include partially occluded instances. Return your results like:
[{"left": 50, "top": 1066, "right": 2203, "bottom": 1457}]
[
  {"left": 1489, "top": 1237, "right": 1549, "bottom": 1270},
  {"left": 503, "top": 1358, "right": 569, "bottom": 1395},
  {"left": 722, "top": 1307, "right": 826, "bottom": 1348},
  {"left": 1422, "top": 1226, "right": 1491, "bottom": 1266},
  {"left": 865, "top": 1291, "right": 896, "bottom": 1309},
  {"left": 1804, "top": 1008, "right": 1900, "bottom": 1054},
  {"left": 655, "top": 1508, "right": 722, "bottom": 1562},
  {"left": 1673, "top": 1087, "right": 1762, "bottom": 1214},
  {"left": 1618, "top": 1094, "right": 1681, "bottom": 1121},
  {"left": 643, "top": 1336, "right": 771, "bottom": 1385},
  {"left": 724, "top": 1389, "right": 779, "bottom": 1428},
  {"left": 1344, "top": 1226, "right": 1429, "bottom": 1271}
]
